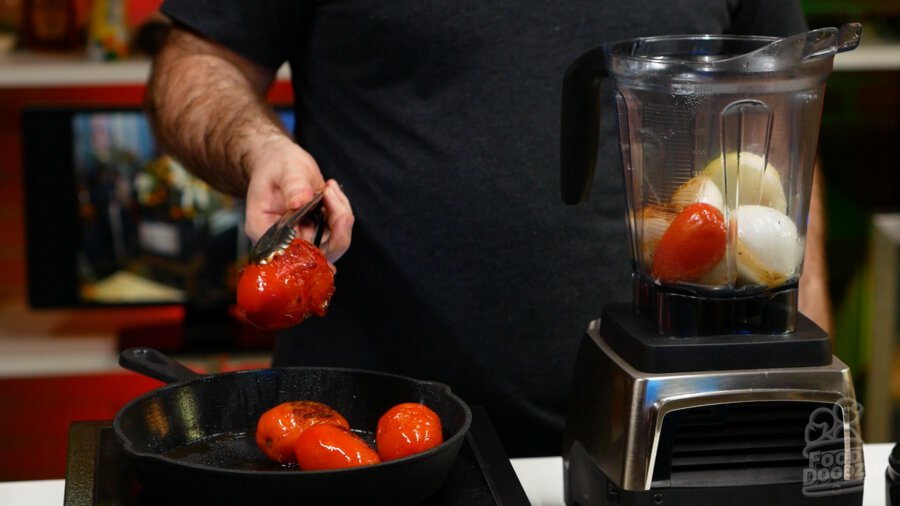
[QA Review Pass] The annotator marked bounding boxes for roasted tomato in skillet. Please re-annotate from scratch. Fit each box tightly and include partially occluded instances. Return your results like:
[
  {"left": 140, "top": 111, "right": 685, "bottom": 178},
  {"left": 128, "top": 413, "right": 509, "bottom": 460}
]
[
  {"left": 376, "top": 403, "right": 444, "bottom": 461},
  {"left": 236, "top": 237, "right": 335, "bottom": 331},
  {"left": 295, "top": 423, "right": 381, "bottom": 471},
  {"left": 255, "top": 400, "right": 349, "bottom": 464}
]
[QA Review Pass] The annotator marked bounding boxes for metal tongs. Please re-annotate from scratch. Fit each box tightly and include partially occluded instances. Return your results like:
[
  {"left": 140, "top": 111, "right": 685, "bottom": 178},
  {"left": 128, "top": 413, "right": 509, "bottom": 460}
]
[{"left": 249, "top": 190, "right": 325, "bottom": 265}]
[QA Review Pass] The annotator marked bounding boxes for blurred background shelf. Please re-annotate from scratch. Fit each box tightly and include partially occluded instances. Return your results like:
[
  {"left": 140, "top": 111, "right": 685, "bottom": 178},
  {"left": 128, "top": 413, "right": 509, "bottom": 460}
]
[
  {"left": 0, "top": 52, "right": 291, "bottom": 87},
  {"left": 835, "top": 43, "right": 900, "bottom": 71},
  {"left": 0, "top": 41, "right": 893, "bottom": 88},
  {"left": 0, "top": 53, "right": 153, "bottom": 87}
]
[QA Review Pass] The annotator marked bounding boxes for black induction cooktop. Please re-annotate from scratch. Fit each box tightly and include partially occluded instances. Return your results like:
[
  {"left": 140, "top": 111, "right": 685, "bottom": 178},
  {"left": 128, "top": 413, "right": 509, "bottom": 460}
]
[{"left": 63, "top": 406, "right": 530, "bottom": 505}]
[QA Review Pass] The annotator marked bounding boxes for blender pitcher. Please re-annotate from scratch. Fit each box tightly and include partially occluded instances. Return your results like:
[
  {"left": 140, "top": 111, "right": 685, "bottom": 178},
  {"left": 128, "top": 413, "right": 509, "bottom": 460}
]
[{"left": 561, "top": 24, "right": 862, "bottom": 335}]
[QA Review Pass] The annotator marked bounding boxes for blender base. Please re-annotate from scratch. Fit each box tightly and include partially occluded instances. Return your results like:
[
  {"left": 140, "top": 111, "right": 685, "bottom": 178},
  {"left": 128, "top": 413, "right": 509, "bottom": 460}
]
[
  {"left": 601, "top": 303, "right": 833, "bottom": 373},
  {"left": 563, "top": 305, "right": 865, "bottom": 506},
  {"left": 567, "top": 441, "right": 863, "bottom": 505}
]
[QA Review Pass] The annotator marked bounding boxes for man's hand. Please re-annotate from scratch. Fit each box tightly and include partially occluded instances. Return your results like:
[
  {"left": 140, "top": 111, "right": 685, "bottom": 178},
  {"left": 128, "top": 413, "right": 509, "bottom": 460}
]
[{"left": 246, "top": 144, "right": 354, "bottom": 263}]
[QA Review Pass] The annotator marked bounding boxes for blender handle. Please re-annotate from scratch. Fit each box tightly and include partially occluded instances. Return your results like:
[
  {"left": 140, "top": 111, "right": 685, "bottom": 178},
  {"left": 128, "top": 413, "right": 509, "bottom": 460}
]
[{"left": 560, "top": 46, "right": 608, "bottom": 205}]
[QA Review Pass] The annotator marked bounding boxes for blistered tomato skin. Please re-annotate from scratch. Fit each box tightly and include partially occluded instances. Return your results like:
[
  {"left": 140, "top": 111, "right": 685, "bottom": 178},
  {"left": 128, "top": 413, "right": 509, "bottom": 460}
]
[
  {"left": 651, "top": 202, "right": 727, "bottom": 283},
  {"left": 376, "top": 403, "right": 444, "bottom": 461},
  {"left": 236, "top": 238, "right": 335, "bottom": 331},
  {"left": 295, "top": 424, "right": 381, "bottom": 471},
  {"left": 255, "top": 401, "right": 350, "bottom": 464}
]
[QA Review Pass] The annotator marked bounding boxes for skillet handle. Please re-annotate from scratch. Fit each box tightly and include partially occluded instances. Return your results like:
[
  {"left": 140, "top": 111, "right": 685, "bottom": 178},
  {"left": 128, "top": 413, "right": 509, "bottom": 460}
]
[{"left": 119, "top": 347, "right": 204, "bottom": 384}]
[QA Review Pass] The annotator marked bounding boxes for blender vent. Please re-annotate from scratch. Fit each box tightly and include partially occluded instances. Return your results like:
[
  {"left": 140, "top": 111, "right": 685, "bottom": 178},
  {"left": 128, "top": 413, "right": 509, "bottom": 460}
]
[{"left": 651, "top": 401, "right": 834, "bottom": 487}]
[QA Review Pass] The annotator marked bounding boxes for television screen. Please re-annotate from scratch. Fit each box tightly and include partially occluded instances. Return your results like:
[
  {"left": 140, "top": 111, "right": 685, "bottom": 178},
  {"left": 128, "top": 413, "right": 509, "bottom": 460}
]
[
  {"left": 22, "top": 107, "right": 293, "bottom": 349},
  {"left": 72, "top": 111, "right": 243, "bottom": 305}
]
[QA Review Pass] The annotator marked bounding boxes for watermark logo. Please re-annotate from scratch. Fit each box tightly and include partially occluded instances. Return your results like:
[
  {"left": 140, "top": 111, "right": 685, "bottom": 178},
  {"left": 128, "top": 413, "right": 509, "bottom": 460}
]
[{"left": 802, "top": 398, "right": 865, "bottom": 497}]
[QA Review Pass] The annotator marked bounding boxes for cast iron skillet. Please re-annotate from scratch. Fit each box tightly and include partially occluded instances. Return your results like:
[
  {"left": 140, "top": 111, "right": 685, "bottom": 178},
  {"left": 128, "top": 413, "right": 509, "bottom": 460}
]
[{"left": 113, "top": 348, "right": 473, "bottom": 505}]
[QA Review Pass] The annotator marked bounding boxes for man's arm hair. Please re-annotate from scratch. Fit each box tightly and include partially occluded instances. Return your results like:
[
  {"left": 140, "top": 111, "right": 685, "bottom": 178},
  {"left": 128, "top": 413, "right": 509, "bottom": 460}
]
[{"left": 144, "top": 26, "right": 290, "bottom": 196}]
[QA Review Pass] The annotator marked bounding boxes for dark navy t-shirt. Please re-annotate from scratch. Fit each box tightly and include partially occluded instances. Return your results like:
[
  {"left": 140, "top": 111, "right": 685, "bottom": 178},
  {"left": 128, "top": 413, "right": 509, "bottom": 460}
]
[{"left": 160, "top": 0, "right": 807, "bottom": 456}]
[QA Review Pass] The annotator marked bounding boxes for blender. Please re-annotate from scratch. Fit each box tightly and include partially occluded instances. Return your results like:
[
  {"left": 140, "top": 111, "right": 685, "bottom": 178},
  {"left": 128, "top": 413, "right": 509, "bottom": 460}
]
[{"left": 560, "top": 24, "right": 865, "bottom": 505}]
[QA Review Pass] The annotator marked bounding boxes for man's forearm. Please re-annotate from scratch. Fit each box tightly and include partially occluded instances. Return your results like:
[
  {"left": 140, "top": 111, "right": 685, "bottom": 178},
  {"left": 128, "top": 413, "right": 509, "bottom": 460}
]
[{"left": 144, "top": 27, "right": 289, "bottom": 197}]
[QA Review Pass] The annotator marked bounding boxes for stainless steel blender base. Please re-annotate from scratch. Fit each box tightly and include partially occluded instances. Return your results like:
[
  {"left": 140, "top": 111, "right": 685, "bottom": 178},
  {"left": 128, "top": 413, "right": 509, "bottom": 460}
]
[{"left": 563, "top": 309, "right": 865, "bottom": 505}]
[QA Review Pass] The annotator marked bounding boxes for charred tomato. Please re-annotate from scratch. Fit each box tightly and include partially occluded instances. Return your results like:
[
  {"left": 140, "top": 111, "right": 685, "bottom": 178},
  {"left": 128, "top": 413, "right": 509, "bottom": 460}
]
[
  {"left": 236, "top": 237, "right": 335, "bottom": 331},
  {"left": 255, "top": 400, "right": 349, "bottom": 464},
  {"left": 294, "top": 424, "right": 381, "bottom": 471},
  {"left": 651, "top": 202, "right": 727, "bottom": 283},
  {"left": 376, "top": 403, "right": 444, "bottom": 461}
]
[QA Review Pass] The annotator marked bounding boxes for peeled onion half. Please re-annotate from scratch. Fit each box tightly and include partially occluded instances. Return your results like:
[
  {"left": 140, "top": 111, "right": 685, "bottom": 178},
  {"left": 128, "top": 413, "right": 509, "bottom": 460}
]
[
  {"left": 733, "top": 205, "right": 802, "bottom": 287},
  {"left": 671, "top": 174, "right": 724, "bottom": 213},
  {"left": 695, "top": 250, "right": 731, "bottom": 286},
  {"left": 635, "top": 206, "right": 673, "bottom": 271},
  {"left": 703, "top": 152, "right": 787, "bottom": 213}
]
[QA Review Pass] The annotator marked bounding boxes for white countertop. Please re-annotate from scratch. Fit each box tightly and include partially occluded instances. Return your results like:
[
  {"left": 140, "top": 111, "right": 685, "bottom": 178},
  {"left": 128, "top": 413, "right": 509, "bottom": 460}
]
[{"left": 0, "top": 443, "right": 893, "bottom": 506}]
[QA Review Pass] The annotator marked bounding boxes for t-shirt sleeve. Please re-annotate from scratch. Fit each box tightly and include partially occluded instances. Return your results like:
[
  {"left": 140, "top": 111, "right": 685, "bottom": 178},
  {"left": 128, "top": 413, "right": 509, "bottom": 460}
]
[
  {"left": 727, "top": 0, "right": 809, "bottom": 38},
  {"left": 160, "top": 0, "right": 307, "bottom": 70}
]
